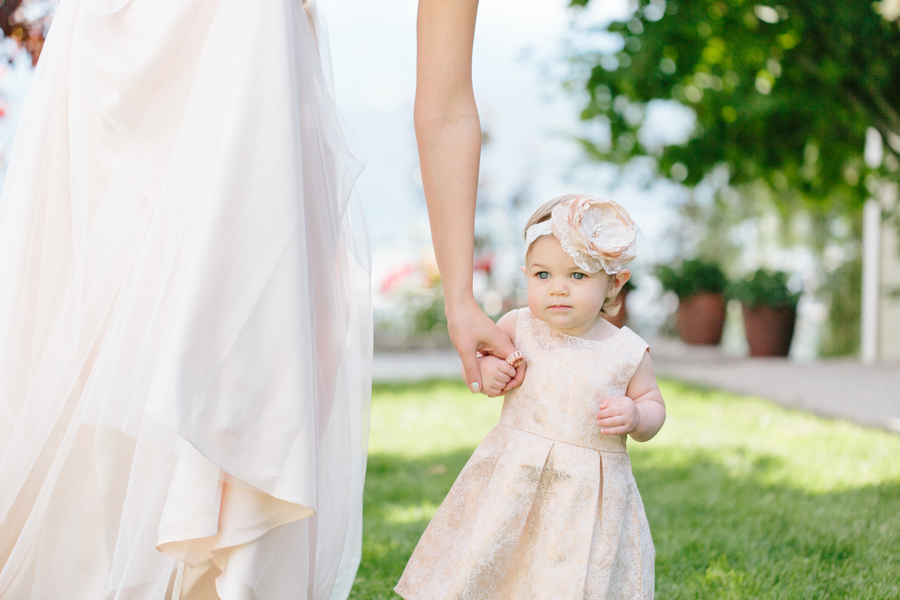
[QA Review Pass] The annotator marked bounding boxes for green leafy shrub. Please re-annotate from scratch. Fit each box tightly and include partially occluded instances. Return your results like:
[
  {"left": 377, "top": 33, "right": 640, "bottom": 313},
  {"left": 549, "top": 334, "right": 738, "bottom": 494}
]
[
  {"left": 655, "top": 259, "right": 727, "bottom": 301},
  {"left": 730, "top": 269, "right": 801, "bottom": 309}
]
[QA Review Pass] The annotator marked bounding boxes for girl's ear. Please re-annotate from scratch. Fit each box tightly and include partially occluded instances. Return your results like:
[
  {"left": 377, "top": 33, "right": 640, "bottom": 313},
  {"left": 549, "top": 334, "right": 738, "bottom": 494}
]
[
  {"left": 610, "top": 269, "right": 631, "bottom": 296},
  {"left": 520, "top": 265, "right": 526, "bottom": 275}
]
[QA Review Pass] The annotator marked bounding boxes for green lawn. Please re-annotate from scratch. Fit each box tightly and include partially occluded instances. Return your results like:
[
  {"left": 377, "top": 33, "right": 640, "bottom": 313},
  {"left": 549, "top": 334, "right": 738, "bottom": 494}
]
[{"left": 351, "top": 379, "right": 900, "bottom": 599}]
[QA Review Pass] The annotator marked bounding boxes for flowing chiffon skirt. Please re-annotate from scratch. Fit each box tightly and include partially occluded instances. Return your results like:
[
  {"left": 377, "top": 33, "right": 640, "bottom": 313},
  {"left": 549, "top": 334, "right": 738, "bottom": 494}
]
[{"left": 0, "top": 0, "right": 372, "bottom": 598}]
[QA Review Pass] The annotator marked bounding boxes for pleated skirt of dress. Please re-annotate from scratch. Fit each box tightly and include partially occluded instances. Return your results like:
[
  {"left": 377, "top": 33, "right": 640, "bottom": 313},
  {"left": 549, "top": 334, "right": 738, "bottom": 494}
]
[
  {"left": 0, "top": 0, "right": 371, "bottom": 598},
  {"left": 395, "top": 425, "right": 655, "bottom": 600}
]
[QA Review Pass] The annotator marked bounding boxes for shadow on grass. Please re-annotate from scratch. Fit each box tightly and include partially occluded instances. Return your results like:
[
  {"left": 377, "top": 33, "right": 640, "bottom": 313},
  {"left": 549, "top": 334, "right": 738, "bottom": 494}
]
[
  {"left": 352, "top": 449, "right": 475, "bottom": 600},
  {"left": 352, "top": 446, "right": 900, "bottom": 600}
]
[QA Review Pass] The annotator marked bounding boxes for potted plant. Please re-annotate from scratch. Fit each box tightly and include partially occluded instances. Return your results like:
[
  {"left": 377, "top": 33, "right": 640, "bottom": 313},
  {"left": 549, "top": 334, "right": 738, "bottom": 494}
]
[
  {"left": 731, "top": 269, "right": 800, "bottom": 357},
  {"left": 656, "top": 259, "right": 728, "bottom": 345}
]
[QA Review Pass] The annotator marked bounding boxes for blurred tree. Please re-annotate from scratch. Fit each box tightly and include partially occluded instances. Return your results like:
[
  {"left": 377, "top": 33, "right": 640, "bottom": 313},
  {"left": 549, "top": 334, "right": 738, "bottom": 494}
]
[
  {"left": 569, "top": 0, "right": 900, "bottom": 216},
  {"left": 0, "top": 1, "right": 25, "bottom": 36},
  {"left": 1, "top": 0, "right": 56, "bottom": 64}
]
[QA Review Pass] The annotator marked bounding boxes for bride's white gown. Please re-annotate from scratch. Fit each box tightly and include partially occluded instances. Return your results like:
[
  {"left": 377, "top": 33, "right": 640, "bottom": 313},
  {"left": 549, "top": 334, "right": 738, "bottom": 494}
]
[{"left": 0, "top": 0, "right": 371, "bottom": 598}]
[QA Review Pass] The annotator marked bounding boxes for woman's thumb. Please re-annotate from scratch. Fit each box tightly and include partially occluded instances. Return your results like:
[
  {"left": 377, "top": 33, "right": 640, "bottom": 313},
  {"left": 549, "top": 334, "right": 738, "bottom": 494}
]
[{"left": 459, "top": 348, "right": 483, "bottom": 393}]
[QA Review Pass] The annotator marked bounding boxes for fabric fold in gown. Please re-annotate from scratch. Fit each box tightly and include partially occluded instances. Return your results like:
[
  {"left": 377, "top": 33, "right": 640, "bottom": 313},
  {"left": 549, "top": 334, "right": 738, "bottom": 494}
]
[{"left": 0, "top": 0, "right": 372, "bottom": 598}]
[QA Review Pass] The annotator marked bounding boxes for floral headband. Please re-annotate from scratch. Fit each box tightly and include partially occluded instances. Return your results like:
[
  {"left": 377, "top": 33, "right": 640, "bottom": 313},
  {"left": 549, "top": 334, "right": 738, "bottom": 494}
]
[{"left": 524, "top": 195, "right": 637, "bottom": 275}]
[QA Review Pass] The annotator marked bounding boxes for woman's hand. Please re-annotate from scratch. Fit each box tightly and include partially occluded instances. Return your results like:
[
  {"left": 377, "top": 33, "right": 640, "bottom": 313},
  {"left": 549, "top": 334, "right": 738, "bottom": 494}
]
[{"left": 447, "top": 299, "right": 525, "bottom": 393}]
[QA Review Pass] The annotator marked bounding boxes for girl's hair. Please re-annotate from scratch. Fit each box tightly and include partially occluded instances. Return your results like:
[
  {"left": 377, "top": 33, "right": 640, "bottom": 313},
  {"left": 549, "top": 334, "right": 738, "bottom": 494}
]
[{"left": 523, "top": 194, "right": 624, "bottom": 318}]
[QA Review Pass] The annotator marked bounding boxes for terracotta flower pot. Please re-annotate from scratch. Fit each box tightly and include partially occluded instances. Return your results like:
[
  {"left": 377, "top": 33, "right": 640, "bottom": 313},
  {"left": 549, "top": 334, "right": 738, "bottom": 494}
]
[
  {"left": 676, "top": 293, "right": 726, "bottom": 345},
  {"left": 742, "top": 304, "right": 796, "bottom": 357}
]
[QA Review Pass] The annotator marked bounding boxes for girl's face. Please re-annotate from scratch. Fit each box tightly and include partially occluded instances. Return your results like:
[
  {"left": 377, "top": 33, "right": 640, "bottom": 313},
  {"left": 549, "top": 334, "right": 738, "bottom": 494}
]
[{"left": 524, "top": 236, "right": 628, "bottom": 338}]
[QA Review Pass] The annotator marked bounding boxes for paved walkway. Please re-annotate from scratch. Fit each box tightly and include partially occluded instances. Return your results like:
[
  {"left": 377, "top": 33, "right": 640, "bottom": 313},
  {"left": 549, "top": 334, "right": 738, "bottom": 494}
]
[{"left": 373, "top": 341, "right": 900, "bottom": 434}]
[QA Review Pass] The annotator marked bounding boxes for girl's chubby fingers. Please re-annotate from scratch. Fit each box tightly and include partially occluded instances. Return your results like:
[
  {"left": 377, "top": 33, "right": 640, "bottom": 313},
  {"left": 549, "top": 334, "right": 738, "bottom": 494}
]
[
  {"left": 502, "top": 362, "right": 526, "bottom": 392},
  {"left": 485, "top": 385, "right": 505, "bottom": 397},
  {"left": 597, "top": 415, "right": 632, "bottom": 433},
  {"left": 598, "top": 424, "right": 629, "bottom": 436},
  {"left": 597, "top": 414, "right": 624, "bottom": 428},
  {"left": 596, "top": 406, "right": 623, "bottom": 421},
  {"left": 601, "top": 395, "right": 628, "bottom": 409},
  {"left": 495, "top": 370, "right": 513, "bottom": 384}
]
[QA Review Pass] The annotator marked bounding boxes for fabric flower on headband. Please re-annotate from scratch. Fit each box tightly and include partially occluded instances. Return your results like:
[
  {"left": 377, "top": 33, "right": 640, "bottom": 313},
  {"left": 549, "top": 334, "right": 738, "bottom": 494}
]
[{"left": 526, "top": 195, "right": 637, "bottom": 274}]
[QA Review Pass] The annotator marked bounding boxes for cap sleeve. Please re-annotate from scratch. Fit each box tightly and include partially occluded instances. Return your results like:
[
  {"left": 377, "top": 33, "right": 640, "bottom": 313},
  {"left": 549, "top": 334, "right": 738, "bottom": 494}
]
[{"left": 618, "top": 326, "right": 650, "bottom": 384}]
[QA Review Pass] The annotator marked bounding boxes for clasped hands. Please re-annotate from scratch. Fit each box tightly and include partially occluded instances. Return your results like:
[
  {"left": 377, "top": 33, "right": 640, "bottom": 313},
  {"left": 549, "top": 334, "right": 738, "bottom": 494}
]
[
  {"left": 475, "top": 354, "right": 522, "bottom": 397},
  {"left": 447, "top": 299, "right": 525, "bottom": 394}
]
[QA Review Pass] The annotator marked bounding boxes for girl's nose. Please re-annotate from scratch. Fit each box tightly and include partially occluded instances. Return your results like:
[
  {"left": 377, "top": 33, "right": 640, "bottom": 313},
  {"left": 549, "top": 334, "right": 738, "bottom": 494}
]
[{"left": 550, "top": 281, "right": 569, "bottom": 295}]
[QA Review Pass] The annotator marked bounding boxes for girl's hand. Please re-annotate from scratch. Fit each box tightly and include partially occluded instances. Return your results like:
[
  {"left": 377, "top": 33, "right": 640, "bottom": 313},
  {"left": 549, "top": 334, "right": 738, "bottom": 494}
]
[
  {"left": 447, "top": 299, "right": 525, "bottom": 393},
  {"left": 476, "top": 355, "right": 516, "bottom": 397},
  {"left": 596, "top": 396, "right": 640, "bottom": 436}
]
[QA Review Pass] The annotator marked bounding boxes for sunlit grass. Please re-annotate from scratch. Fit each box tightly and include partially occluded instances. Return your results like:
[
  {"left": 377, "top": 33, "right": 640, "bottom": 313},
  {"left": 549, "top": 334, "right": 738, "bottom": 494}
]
[{"left": 350, "top": 379, "right": 900, "bottom": 599}]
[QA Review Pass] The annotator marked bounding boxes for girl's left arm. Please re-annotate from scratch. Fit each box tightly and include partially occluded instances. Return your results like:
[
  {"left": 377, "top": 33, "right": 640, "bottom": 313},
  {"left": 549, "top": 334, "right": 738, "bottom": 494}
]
[{"left": 624, "top": 352, "right": 666, "bottom": 442}]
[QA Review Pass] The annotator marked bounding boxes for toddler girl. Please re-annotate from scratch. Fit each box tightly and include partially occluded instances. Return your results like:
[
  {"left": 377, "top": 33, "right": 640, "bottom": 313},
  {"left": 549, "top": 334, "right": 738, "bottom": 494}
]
[{"left": 395, "top": 194, "right": 666, "bottom": 600}]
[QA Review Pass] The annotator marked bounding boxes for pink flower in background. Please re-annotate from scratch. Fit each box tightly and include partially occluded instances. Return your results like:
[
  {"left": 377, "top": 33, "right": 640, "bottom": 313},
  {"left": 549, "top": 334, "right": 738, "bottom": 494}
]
[
  {"left": 380, "top": 264, "right": 417, "bottom": 294},
  {"left": 474, "top": 253, "right": 493, "bottom": 275}
]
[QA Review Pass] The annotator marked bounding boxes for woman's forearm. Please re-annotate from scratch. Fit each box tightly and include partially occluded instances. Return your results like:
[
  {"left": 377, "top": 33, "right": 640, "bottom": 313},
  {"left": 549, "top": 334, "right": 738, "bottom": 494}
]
[
  {"left": 414, "top": 112, "right": 481, "bottom": 312},
  {"left": 413, "top": 0, "right": 525, "bottom": 391},
  {"left": 414, "top": 0, "right": 481, "bottom": 313}
]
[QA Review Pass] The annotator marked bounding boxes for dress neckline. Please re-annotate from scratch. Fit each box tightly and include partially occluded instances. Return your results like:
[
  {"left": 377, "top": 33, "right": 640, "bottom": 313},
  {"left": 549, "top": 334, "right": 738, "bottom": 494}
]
[{"left": 522, "top": 308, "right": 627, "bottom": 346}]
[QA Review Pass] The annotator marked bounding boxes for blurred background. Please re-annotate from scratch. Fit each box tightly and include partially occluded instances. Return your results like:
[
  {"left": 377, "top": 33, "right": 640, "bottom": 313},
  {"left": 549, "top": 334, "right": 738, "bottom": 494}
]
[
  {"left": 1, "top": 0, "right": 898, "bottom": 364},
  {"left": 324, "top": 0, "right": 900, "bottom": 364}
]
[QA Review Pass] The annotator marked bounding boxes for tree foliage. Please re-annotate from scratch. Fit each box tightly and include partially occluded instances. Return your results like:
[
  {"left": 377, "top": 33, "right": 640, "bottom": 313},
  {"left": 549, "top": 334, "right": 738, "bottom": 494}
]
[
  {"left": 569, "top": 0, "right": 900, "bottom": 215},
  {"left": 1, "top": 0, "right": 55, "bottom": 64}
]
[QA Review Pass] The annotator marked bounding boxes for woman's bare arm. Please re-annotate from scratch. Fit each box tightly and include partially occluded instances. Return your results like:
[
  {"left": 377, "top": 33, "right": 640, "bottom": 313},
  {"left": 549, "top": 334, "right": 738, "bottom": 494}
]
[{"left": 415, "top": 0, "right": 523, "bottom": 392}]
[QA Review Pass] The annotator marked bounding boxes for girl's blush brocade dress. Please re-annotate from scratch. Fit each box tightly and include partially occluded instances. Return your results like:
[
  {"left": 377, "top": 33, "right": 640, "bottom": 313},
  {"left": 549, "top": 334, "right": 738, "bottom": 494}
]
[{"left": 396, "top": 309, "right": 655, "bottom": 600}]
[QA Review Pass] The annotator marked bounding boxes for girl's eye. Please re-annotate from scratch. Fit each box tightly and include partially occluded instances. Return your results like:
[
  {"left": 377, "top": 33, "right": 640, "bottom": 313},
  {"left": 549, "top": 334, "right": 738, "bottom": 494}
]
[
  {"left": 537, "top": 272, "right": 549, "bottom": 280},
  {"left": 572, "top": 272, "right": 585, "bottom": 280}
]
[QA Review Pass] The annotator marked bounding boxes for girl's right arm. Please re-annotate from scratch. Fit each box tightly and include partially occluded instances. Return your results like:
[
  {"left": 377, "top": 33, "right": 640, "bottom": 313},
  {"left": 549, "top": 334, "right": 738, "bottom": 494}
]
[{"left": 414, "top": 0, "right": 525, "bottom": 394}]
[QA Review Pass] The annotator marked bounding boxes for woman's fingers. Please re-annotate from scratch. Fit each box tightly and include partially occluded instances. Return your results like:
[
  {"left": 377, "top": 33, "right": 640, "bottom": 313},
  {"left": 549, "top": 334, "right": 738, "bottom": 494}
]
[
  {"left": 450, "top": 328, "right": 482, "bottom": 392},
  {"left": 457, "top": 346, "right": 482, "bottom": 392},
  {"left": 447, "top": 300, "right": 524, "bottom": 394},
  {"left": 449, "top": 308, "right": 514, "bottom": 393}
]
